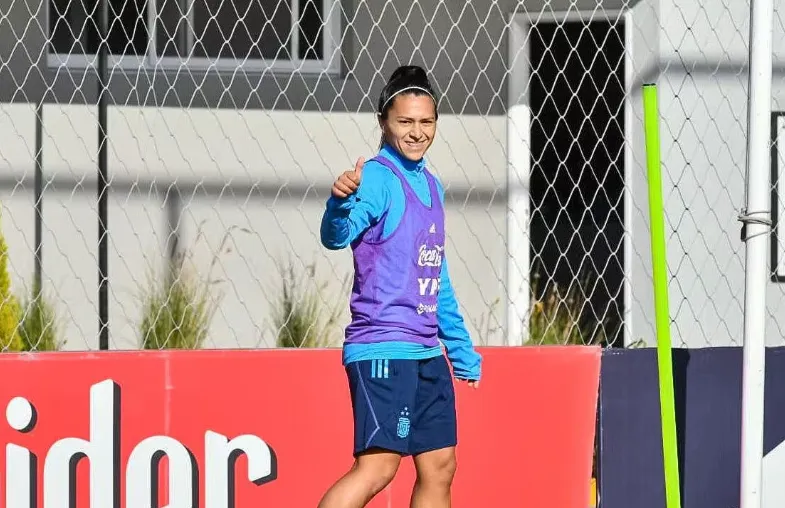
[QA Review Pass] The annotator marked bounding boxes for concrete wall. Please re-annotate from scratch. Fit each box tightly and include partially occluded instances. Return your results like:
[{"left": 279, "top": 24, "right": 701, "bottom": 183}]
[{"left": 0, "top": 105, "right": 508, "bottom": 350}]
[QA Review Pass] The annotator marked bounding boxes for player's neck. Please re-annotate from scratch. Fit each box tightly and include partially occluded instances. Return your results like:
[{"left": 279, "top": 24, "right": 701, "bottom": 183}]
[{"left": 380, "top": 143, "right": 424, "bottom": 173}]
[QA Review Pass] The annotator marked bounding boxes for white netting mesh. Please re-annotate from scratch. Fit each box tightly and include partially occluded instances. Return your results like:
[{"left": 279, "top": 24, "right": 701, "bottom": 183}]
[{"left": 0, "top": 0, "right": 782, "bottom": 351}]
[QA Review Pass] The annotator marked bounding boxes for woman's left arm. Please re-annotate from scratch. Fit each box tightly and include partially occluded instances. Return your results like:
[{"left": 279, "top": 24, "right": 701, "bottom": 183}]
[
  {"left": 437, "top": 258, "right": 482, "bottom": 381},
  {"left": 433, "top": 176, "right": 482, "bottom": 382}
]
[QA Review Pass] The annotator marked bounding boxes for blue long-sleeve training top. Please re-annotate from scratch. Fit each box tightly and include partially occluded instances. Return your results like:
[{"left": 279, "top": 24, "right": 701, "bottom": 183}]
[{"left": 320, "top": 143, "right": 482, "bottom": 381}]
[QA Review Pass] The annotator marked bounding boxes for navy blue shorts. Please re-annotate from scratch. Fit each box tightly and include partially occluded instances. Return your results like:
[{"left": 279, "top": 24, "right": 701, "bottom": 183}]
[{"left": 346, "top": 355, "right": 457, "bottom": 457}]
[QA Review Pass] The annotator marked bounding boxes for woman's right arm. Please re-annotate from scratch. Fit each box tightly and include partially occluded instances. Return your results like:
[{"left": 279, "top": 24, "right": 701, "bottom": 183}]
[{"left": 320, "top": 161, "right": 390, "bottom": 250}]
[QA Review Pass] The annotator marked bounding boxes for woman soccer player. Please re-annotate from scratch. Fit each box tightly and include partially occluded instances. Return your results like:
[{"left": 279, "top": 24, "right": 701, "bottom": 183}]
[{"left": 318, "top": 65, "right": 482, "bottom": 508}]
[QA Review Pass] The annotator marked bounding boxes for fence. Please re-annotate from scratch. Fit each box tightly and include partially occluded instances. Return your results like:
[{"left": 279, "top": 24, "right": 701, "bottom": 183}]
[{"left": 0, "top": 0, "right": 782, "bottom": 355}]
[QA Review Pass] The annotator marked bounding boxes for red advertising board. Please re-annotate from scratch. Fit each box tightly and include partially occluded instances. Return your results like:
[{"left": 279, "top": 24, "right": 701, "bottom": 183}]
[{"left": 0, "top": 346, "right": 599, "bottom": 507}]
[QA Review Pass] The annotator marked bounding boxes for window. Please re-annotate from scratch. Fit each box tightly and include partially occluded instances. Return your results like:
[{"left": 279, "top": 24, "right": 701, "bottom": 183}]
[{"left": 47, "top": 0, "right": 339, "bottom": 72}]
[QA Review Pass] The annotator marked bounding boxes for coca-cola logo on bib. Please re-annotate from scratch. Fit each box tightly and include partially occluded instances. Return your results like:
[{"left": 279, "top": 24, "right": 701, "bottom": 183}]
[{"left": 417, "top": 244, "right": 444, "bottom": 268}]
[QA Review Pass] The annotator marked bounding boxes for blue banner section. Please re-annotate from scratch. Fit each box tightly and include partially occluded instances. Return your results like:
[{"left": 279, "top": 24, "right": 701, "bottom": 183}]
[{"left": 598, "top": 346, "right": 785, "bottom": 508}]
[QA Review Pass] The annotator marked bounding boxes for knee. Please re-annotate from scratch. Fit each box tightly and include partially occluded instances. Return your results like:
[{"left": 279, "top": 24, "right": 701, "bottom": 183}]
[
  {"left": 417, "top": 452, "right": 457, "bottom": 487},
  {"left": 355, "top": 453, "right": 400, "bottom": 493}
]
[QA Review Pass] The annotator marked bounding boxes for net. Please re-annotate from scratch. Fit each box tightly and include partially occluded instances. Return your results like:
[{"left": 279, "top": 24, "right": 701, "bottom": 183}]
[{"left": 0, "top": 0, "right": 782, "bottom": 351}]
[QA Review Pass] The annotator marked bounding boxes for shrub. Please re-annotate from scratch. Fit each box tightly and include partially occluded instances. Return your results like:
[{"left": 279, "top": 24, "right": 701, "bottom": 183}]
[
  {"left": 17, "top": 279, "right": 64, "bottom": 351},
  {"left": 0, "top": 214, "right": 23, "bottom": 352},
  {"left": 137, "top": 233, "right": 228, "bottom": 351},
  {"left": 526, "top": 270, "right": 613, "bottom": 346},
  {"left": 475, "top": 268, "right": 619, "bottom": 346},
  {"left": 137, "top": 222, "right": 239, "bottom": 350},
  {"left": 271, "top": 258, "right": 348, "bottom": 348},
  {"left": 138, "top": 255, "right": 217, "bottom": 350}
]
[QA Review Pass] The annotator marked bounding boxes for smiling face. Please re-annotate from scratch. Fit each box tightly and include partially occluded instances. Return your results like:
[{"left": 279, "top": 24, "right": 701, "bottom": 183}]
[{"left": 379, "top": 93, "right": 437, "bottom": 162}]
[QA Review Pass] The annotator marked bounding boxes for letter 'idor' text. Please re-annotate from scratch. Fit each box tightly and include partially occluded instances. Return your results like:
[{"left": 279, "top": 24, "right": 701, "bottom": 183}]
[{"left": 4, "top": 379, "right": 277, "bottom": 508}]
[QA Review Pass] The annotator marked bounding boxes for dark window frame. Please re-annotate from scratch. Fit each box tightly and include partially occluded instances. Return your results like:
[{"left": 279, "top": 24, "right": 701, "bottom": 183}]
[{"left": 46, "top": 0, "right": 340, "bottom": 73}]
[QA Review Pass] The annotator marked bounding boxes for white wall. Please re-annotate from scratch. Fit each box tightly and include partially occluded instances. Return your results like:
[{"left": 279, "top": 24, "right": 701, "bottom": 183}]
[{"left": 0, "top": 103, "right": 508, "bottom": 350}]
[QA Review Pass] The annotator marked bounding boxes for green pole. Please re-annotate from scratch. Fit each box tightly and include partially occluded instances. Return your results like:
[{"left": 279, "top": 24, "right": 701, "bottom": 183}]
[{"left": 642, "top": 83, "right": 682, "bottom": 508}]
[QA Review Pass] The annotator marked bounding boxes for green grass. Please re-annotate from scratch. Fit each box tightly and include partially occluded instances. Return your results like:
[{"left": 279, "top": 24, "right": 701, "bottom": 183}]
[{"left": 271, "top": 257, "right": 349, "bottom": 348}]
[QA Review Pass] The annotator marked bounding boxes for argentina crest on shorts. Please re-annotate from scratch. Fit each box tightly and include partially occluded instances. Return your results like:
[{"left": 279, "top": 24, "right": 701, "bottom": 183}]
[{"left": 397, "top": 407, "right": 411, "bottom": 438}]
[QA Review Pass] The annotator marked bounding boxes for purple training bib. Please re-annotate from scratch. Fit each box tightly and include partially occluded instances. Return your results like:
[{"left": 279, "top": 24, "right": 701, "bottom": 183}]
[{"left": 344, "top": 156, "right": 446, "bottom": 348}]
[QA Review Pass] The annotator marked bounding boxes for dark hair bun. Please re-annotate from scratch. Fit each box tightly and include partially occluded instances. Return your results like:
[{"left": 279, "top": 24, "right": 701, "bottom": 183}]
[
  {"left": 377, "top": 65, "right": 439, "bottom": 118},
  {"left": 388, "top": 65, "right": 429, "bottom": 85}
]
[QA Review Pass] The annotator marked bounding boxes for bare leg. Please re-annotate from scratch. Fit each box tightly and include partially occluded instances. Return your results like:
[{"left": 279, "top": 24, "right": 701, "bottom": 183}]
[
  {"left": 318, "top": 448, "right": 402, "bottom": 508},
  {"left": 409, "top": 447, "right": 457, "bottom": 508}
]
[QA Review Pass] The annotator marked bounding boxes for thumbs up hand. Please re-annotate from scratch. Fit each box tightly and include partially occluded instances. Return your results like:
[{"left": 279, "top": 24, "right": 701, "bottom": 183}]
[{"left": 331, "top": 157, "right": 365, "bottom": 199}]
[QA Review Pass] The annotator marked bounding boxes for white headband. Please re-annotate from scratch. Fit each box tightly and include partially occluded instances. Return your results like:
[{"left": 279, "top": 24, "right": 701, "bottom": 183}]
[{"left": 380, "top": 86, "right": 437, "bottom": 112}]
